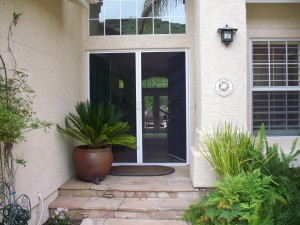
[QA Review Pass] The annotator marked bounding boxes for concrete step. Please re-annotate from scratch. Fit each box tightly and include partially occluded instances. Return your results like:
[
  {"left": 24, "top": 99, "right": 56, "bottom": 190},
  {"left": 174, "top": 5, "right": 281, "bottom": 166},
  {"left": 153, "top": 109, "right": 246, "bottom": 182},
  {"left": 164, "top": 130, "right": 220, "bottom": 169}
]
[
  {"left": 81, "top": 218, "right": 190, "bottom": 225},
  {"left": 49, "top": 196, "right": 198, "bottom": 221}
]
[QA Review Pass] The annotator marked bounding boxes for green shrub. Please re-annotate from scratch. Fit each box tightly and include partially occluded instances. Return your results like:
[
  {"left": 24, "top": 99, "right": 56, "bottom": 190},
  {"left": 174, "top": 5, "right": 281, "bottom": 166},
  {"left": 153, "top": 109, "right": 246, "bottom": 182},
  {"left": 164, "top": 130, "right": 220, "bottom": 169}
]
[
  {"left": 198, "top": 123, "right": 259, "bottom": 178},
  {"left": 183, "top": 170, "right": 278, "bottom": 225},
  {"left": 254, "top": 131, "right": 300, "bottom": 225},
  {"left": 194, "top": 123, "right": 300, "bottom": 225}
]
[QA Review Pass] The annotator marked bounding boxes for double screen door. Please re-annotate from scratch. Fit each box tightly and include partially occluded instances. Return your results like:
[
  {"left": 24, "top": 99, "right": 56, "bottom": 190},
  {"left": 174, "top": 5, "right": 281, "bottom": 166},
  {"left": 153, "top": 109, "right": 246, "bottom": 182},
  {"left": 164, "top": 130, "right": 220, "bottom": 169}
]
[{"left": 89, "top": 51, "right": 187, "bottom": 164}]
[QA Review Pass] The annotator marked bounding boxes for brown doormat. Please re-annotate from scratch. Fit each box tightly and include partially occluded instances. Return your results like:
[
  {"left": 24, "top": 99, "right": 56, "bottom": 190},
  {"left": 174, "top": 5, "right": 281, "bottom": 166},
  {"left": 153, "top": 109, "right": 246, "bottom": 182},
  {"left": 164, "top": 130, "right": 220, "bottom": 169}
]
[{"left": 109, "top": 165, "right": 175, "bottom": 176}]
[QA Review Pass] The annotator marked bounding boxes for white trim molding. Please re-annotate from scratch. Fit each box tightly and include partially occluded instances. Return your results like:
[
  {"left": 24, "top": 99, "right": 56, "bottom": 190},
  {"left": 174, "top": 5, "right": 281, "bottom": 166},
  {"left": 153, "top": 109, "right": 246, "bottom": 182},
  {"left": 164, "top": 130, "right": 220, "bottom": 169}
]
[
  {"left": 68, "top": 0, "right": 98, "bottom": 9},
  {"left": 247, "top": 0, "right": 300, "bottom": 3}
]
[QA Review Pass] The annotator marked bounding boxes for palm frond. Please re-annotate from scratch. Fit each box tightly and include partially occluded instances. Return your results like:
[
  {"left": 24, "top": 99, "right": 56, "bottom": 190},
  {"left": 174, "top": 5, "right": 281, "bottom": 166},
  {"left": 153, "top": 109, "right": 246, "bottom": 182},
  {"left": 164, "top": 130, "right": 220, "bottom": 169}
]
[{"left": 57, "top": 101, "right": 136, "bottom": 149}]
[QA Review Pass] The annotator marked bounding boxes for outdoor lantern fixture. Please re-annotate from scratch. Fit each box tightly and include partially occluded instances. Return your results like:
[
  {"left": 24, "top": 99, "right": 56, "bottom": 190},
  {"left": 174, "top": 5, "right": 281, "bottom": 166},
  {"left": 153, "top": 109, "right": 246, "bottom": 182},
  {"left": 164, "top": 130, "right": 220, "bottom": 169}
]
[{"left": 217, "top": 25, "right": 238, "bottom": 46}]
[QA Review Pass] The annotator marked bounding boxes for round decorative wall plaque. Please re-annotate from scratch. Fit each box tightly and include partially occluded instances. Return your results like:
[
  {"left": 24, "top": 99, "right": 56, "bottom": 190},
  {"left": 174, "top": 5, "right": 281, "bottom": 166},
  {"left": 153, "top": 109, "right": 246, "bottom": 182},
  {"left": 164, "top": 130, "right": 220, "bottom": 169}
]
[{"left": 215, "top": 77, "right": 233, "bottom": 97}]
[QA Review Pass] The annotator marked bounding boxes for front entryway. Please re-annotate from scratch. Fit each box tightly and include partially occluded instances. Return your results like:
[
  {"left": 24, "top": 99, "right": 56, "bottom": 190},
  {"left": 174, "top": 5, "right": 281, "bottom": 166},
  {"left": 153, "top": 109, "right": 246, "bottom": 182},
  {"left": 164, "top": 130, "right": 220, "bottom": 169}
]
[{"left": 89, "top": 51, "right": 187, "bottom": 164}]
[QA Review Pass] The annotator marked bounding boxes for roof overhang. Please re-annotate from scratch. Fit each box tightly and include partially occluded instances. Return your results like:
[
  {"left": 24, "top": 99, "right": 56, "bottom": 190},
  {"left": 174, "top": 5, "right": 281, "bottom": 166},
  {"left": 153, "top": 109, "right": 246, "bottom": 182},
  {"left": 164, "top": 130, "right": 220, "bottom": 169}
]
[{"left": 247, "top": 0, "right": 300, "bottom": 3}]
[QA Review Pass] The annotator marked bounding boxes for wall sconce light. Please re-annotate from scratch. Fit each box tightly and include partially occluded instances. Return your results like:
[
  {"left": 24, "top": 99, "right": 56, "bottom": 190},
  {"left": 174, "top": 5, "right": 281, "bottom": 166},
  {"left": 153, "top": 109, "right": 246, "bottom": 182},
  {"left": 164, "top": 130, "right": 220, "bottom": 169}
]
[{"left": 217, "top": 25, "right": 238, "bottom": 46}]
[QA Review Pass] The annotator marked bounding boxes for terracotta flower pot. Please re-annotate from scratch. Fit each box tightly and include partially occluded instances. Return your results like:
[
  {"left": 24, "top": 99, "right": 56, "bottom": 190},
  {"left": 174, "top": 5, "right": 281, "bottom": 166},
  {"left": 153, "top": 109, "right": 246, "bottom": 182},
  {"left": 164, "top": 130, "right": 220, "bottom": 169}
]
[{"left": 73, "top": 146, "right": 113, "bottom": 184}]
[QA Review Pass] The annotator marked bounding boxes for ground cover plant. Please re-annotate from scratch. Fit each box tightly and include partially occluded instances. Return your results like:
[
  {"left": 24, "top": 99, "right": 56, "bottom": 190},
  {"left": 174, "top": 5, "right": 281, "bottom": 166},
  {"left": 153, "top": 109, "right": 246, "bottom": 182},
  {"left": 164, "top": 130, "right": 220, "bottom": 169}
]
[
  {"left": 184, "top": 123, "right": 300, "bottom": 225},
  {"left": 183, "top": 170, "right": 279, "bottom": 225}
]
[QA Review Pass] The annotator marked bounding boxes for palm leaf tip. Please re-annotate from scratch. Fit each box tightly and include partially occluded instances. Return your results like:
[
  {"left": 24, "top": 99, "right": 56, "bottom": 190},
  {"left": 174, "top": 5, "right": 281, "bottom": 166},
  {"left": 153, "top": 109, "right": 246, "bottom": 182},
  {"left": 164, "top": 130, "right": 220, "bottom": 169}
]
[{"left": 56, "top": 100, "right": 136, "bottom": 149}]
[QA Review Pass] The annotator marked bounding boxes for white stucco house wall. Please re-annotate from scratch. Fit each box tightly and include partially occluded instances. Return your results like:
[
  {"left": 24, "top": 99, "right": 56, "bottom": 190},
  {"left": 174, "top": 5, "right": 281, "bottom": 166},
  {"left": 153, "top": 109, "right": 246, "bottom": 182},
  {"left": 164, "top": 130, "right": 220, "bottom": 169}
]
[{"left": 0, "top": 0, "right": 300, "bottom": 224}]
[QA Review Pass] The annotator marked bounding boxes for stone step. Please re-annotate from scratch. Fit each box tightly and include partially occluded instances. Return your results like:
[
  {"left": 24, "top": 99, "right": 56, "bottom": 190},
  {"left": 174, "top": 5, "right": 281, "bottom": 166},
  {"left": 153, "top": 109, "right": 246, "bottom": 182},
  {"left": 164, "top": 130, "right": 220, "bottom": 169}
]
[
  {"left": 49, "top": 196, "right": 198, "bottom": 221},
  {"left": 81, "top": 218, "right": 189, "bottom": 225},
  {"left": 58, "top": 175, "right": 204, "bottom": 199},
  {"left": 59, "top": 189, "right": 202, "bottom": 199}
]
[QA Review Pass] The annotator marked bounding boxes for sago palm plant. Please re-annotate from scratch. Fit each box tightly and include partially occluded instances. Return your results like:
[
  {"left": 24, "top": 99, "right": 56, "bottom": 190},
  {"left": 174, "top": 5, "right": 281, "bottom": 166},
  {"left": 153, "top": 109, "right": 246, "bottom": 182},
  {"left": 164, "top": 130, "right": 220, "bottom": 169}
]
[{"left": 57, "top": 101, "right": 136, "bottom": 149}]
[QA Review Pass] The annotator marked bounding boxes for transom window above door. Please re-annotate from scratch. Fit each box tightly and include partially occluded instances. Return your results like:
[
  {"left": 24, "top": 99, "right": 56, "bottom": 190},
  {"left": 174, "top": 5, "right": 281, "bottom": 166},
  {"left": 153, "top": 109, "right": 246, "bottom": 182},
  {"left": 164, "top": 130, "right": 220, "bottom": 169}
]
[{"left": 89, "top": 0, "right": 186, "bottom": 36}]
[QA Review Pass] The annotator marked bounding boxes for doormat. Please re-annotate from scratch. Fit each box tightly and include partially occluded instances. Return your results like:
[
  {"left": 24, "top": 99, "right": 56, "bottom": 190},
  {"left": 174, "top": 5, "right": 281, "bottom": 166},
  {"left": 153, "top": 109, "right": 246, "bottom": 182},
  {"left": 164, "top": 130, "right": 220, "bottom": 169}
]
[{"left": 109, "top": 165, "right": 175, "bottom": 176}]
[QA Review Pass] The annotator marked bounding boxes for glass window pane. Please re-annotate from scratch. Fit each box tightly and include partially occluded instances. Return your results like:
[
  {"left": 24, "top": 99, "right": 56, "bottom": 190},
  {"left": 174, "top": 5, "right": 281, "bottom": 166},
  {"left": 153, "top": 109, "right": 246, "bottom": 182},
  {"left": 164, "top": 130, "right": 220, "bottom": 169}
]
[
  {"left": 170, "top": 2, "right": 185, "bottom": 17},
  {"left": 288, "top": 65, "right": 299, "bottom": 86},
  {"left": 270, "top": 42, "right": 286, "bottom": 63},
  {"left": 89, "top": 2, "right": 103, "bottom": 19},
  {"left": 154, "top": 18, "right": 169, "bottom": 34},
  {"left": 89, "top": 1, "right": 186, "bottom": 36},
  {"left": 170, "top": 17, "right": 185, "bottom": 34},
  {"left": 253, "top": 42, "right": 268, "bottom": 63},
  {"left": 270, "top": 65, "right": 286, "bottom": 86},
  {"left": 105, "top": 19, "right": 120, "bottom": 35},
  {"left": 138, "top": 18, "right": 153, "bottom": 34},
  {"left": 253, "top": 65, "right": 269, "bottom": 86},
  {"left": 105, "top": 1, "right": 120, "bottom": 19},
  {"left": 253, "top": 91, "right": 300, "bottom": 135},
  {"left": 153, "top": 0, "right": 169, "bottom": 17},
  {"left": 89, "top": 20, "right": 104, "bottom": 36},
  {"left": 121, "top": 1, "right": 136, "bottom": 19},
  {"left": 137, "top": 0, "right": 152, "bottom": 18},
  {"left": 252, "top": 41, "right": 300, "bottom": 135},
  {"left": 288, "top": 42, "right": 300, "bottom": 63},
  {"left": 121, "top": 19, "right": 136, "bottom": 35},
  {"left": 144, "top": 96, "right": 154, "bottom": 129}
]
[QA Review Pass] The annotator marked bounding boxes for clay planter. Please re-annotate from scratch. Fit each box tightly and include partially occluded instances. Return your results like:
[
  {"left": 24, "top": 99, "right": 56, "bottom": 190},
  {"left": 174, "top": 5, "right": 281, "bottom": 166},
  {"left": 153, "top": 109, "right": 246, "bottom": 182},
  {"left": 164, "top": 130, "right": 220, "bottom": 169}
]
[{"left": 73, "top": 146, "right": 113, "bottom": 184}]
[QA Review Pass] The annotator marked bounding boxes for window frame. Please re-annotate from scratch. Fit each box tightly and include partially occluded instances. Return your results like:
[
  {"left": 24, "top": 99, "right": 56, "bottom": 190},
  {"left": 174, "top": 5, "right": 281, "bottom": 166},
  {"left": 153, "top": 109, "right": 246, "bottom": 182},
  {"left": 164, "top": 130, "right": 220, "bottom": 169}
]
[{"left": 250, "top": 39, "right": 300, "bottom": 136}]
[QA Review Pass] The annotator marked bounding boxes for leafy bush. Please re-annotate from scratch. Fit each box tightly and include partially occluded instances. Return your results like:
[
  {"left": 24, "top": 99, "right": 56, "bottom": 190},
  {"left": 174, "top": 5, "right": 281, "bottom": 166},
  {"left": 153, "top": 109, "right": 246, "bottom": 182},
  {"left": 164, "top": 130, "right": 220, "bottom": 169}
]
[
  {"left": 192, "top": 123, "right": 300, "bottom": 225},
  {"left": 183, "top": 170, "right": 279, "bottom": 225},
  {"left": 253, "top": 129, "right": 300, "bottom": 225},
  {"left": 198, "top": 123, "right": 259, "bottom": 178}
]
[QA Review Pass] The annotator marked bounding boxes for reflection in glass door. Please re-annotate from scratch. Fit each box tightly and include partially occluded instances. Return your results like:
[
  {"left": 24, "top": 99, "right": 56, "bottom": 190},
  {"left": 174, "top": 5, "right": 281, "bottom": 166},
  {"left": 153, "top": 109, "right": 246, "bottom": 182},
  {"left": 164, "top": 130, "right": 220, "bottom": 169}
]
[{"left": 89, "top": 51, "right": 187, "bottom": 164}]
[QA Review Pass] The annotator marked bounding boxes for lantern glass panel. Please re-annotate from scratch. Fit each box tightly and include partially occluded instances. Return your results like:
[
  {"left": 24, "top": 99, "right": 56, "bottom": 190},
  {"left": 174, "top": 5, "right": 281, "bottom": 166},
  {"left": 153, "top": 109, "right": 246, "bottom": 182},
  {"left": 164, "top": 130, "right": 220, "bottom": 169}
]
[{"left": 224, "top": 31, "right": 232, "bottom": 40}]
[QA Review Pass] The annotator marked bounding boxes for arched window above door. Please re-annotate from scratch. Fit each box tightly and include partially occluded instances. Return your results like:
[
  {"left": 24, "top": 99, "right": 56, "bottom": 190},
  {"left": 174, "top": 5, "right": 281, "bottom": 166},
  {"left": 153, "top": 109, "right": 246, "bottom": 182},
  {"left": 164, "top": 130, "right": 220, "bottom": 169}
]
[{"left": 142, "top": 77, "right": 168, "bottom": 88}]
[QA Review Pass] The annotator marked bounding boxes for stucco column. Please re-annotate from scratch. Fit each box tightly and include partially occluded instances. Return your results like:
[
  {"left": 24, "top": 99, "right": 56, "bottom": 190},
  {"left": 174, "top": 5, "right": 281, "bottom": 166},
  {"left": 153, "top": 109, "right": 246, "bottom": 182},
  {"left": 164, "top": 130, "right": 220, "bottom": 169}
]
[
  {"left": 190, "top": 0, "right": 248, "bottom": 187},
  {"left": 197, "top": 0, "right": 248, "bottom": 129}
]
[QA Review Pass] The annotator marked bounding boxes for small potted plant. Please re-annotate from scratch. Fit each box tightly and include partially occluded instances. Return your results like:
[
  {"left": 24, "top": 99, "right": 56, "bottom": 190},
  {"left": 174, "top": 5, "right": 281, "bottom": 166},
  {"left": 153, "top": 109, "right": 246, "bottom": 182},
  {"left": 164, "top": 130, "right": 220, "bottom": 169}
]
[{"left": 57, "top": 101, "right": 136, "bottom": 184}]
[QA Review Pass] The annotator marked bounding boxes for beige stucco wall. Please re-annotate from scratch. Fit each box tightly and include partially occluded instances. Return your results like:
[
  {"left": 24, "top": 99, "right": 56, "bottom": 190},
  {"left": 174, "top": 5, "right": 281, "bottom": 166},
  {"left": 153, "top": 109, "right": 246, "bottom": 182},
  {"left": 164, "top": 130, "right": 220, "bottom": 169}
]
[
  {"left": 195, "top": 0, "right": 248, "bottom": 131},
  {"left": 190, "top": 0, "right": 248, "bottom": 187},
  {"left": 0, "top": 0, "right": 84, "bottom": 224},
  {"left": 247, "top": 3, "right": 300, "bottom": 167},
  {"left": 247, "top": 3, "right": 300, "bottom": 38}
]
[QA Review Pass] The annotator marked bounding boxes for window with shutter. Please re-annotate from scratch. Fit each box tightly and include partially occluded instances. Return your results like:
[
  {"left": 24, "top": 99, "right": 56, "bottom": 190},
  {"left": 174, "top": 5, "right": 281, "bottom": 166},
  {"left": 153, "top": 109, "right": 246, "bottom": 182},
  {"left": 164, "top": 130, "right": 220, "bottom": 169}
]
[{"left": 251, "top": 40, "right": 300, "bottom": 135}]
